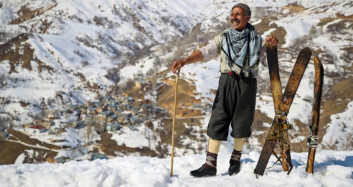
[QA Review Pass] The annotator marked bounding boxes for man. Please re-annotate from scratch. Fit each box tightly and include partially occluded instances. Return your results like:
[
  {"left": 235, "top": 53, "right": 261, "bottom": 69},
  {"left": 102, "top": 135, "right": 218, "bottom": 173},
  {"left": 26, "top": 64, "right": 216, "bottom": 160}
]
[{"left": 171, "top": 3, "right": 278, "bottom": 177}]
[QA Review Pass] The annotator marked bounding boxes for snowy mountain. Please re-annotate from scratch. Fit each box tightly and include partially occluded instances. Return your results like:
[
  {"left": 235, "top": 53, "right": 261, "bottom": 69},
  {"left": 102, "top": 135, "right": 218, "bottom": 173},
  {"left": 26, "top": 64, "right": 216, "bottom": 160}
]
[
  {"left": 0, "top": 0, "right": 201, "bottom": 123},
  {"left": 0, "top": 0, "right": 205, "bottom": 162},
  {"left": 0, "top": 0, "right": 352, "bottom": 172}
]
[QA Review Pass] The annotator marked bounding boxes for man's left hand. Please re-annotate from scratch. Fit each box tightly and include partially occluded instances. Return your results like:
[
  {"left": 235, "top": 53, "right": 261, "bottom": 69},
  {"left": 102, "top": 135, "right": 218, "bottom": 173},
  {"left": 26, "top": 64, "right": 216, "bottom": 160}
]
[{"left": 265, "top": 35, "right": 278, "bottom": 49}]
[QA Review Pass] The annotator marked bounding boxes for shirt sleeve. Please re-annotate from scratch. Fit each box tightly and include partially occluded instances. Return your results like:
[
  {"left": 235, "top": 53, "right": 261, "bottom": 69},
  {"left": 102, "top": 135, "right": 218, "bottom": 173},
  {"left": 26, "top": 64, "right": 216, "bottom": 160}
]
[
  {"left": 199, "top": 39, "right": 219, "bottom": 62},
  {"left": 260, "top": 43, "right": 268, "bottom": 67}
]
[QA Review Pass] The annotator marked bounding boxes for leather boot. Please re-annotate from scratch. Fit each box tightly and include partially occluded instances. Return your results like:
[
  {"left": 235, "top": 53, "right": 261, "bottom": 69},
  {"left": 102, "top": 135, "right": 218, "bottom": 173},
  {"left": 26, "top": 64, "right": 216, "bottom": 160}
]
[
  {"left": 228, "top": 161, "right": 241, "bottom": 176},
  {"left": 229, "top": 149, "right": 242, "bottom": 176},
  {"left": 190, "top": 152, "right": 217, "bottom": 177},
  {"left": 190, "top": 165, "right": 217, "bottom": 177}
]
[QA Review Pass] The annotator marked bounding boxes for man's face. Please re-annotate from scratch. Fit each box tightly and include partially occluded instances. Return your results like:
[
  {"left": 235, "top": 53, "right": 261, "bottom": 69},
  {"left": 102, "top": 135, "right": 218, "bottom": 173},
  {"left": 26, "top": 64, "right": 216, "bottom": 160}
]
[{"left": 230, "top": 7, "right": 250, "bottom": 31}]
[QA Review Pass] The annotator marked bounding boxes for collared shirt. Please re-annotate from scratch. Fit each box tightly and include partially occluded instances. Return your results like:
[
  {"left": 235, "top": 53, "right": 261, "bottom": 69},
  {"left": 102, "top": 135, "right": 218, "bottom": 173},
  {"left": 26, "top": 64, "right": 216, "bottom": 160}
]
[{"left": 199, "top": 33, "right": 268, "bottom": 78}]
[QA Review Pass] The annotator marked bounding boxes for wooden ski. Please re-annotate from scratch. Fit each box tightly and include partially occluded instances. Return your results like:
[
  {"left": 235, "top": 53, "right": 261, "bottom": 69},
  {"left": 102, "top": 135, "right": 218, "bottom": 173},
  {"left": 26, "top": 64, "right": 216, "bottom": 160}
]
[
  {"left": 254, "top": 46, "right": 312, "bottom": 176},
  {"left": 253, "top": 44, "right": 281, "bottom": 176},
  {"left": 306, "top": 56, "right": 324, "bottom": 173},
  {"left": 277, "top": 47, "right": 311, "bottom": 172}
]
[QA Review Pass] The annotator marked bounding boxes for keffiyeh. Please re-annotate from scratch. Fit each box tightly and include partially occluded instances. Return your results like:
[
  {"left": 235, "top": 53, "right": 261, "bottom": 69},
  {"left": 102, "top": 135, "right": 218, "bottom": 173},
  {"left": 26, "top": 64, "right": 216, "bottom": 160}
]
[{"left": 222, "top": 23, "right": 262, "bottom": 70}]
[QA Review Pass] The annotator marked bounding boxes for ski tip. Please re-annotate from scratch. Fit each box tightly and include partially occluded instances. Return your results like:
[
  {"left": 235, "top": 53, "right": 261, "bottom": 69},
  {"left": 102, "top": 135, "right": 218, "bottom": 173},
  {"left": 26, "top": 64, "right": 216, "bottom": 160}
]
[
  {"left": 314, "top": 56, "right": 322, "bottom": 65},
  {"left": 265, "top": 42, "right": 277, "bottom": 50},
  {"left": 301, "top": 47, "right": 312, "bottom": 55}
]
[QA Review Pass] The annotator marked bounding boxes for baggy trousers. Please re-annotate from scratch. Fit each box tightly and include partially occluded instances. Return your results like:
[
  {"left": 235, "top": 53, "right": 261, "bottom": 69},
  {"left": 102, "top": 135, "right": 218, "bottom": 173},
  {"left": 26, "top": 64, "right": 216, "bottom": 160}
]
[{"left": 207, "top": 73, "right": 257, "bottom": 140}]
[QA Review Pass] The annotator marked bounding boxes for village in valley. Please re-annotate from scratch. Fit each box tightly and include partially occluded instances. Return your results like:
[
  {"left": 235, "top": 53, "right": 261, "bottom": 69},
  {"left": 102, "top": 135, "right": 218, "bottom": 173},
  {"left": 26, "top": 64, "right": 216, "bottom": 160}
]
[
  {"left": 28, "top": 81, "right": 166, "bottom": 138},
  {"left": 0, "top": 78, "right": 168, "bottom": 161},
  {"left": 0, "top": 70, "right": 210, "bottom": 164},
  {"left": 28, "top": 95, "right": 150, "bottom": 133}
]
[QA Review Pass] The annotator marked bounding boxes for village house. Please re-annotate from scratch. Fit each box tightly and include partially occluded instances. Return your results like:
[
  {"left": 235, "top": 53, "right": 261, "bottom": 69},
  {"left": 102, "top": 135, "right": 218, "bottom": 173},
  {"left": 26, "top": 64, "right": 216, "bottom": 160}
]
[
  {"left": 79, "top": 114, "right": 87, "bottom": 121},
  {"left": 46, "top": 110, "right": 60, "bottom": 119},
  {"left": 130, "top": 116, "right": 141, "bottom": 125},
  {"left": 47, "top": 128, "right": 59, "bottom": 135},
  {"left": 95, "top": 113, "right": 107, "bottom": 125},
  {"left": 87, "top": 107, "right": 96, "bottom": 115},
  {"left": 94, "top": 123, "right": 106, "bottom": 134},
  {"left": 65, "top": 106, "right": 74, "bottom": 114},
  {"left": 28, "top": 124, "right": 47, "bottom": 133},
  {"left": 111, "top": 94, "right": 119, "bottom": 101},
  {"left": 59, "top": 121, "right": 70, "bottom": 129},
  {"left": 102, "top": 110, "right": 113, "bottom": 116},
  {"left": 120, "top": 111, "right": 132, "bottom": 124},
  {"left": 95, "top": 107, "right": 103, "bottom": 113},
  {"left": 127, "top": 97, "right": 135, "bottom": 105},
  {"left": 80, "top": 107, "right": 87, "bottom": 115},
  {"left": 127, "top": 103, "right": 134, "bottom": 111},
  {"left": 106, "top": 104, "right": 113, "bottom": 112},
  {"left": 130, "top": 106, "right": 140, "bottom": 116},
  {"left": 54, "top": 156, "right": 68, "bottom": 163},
  {"left": 106, "top": 123, "right": 121, "bottom": 132},
  {"left": 106, "top": 96, "right": 119, "bottom": 106},
  {"left": 117, "top": 115, "right": 124, "bottom": 124},
  {"left": 142, "top": 103, "right": 152, "bottom": 111},
  {"left": 89, "top": 100, "right": 101, "bottom": 108},
  {"left": 40, "top": 120, "right": 55, "bottom": 129},
  {"left": 91, "top": 152, "right": 108, "bottom": 160},
  {"left": 104, "top": 96, "right": 113, "bottom": 105},
  {"left": 107, "top": 114, "right": 118, "bottom": 123}
]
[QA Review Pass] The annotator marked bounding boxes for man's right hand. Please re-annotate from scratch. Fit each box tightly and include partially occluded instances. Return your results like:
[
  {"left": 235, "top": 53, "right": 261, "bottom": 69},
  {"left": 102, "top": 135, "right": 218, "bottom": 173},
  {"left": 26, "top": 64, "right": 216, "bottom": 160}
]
[
  {"left": 170, "top": 50, "right": 204, "bottom": 73},
  {"left": 171, "top": 60, "right": 185, "bottom": 74}
]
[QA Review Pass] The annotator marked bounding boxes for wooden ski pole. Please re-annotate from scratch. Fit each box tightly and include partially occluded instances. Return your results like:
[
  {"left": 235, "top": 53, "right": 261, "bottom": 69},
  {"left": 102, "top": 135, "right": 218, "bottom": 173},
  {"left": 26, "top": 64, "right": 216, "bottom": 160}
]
[{"left": 170, "top": 69, "right": 180, "bottom": 177}]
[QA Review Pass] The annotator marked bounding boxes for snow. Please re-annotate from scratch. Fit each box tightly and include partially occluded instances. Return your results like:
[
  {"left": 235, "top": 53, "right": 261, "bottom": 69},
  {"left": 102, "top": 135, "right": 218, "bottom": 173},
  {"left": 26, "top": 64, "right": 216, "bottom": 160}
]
[
  {"left": 14, "top": 154, "right": 25, "bottom": 165},
  {"left": 321, "top": 101, "right": 353, "bottom": 150},
  {"left": 119, "top": 57, "right": 156, "bottom": 81},
  {"left": 178, "top": 59, "right": 220, "bottom": 101},
  {"left": 0, "top": 148, "right": 352, "bottom": 186},
  {"left": 280, "top": 19, "right": 313, "bottom": 48},
  {"left": 111, "top": 125, "right": 152, "bottom": 149}
]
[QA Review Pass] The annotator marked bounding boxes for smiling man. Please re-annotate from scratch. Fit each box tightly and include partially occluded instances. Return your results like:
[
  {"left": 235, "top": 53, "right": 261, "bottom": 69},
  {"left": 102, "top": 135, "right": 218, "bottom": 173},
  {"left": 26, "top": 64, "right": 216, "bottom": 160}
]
[{"left": 171, "top": 3, "right": 278, "bottom": 177}]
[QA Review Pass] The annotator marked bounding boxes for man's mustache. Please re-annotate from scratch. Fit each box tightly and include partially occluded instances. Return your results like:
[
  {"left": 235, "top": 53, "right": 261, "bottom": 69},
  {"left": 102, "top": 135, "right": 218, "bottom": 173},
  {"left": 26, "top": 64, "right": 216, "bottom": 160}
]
[{"left": 231, "top": 19, "right": 240, "bottom": 23}]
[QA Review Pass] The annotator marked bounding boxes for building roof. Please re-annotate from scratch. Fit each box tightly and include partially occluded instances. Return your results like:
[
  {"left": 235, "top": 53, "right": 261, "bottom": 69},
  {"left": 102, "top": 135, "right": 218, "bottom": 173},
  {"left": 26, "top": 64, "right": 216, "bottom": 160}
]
[{"left": 29, "top": 124, "right": 46, "bottom": 129}]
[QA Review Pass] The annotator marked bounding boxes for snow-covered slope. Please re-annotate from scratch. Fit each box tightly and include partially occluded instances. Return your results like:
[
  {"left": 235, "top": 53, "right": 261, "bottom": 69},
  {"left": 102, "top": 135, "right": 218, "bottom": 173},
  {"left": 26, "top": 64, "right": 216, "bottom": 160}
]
[
  {"left": 0, "top": 0, "right": 202, "bottom": 124},
  {"left": 0, "top": 149, "right": 352, "bottom": 186}
]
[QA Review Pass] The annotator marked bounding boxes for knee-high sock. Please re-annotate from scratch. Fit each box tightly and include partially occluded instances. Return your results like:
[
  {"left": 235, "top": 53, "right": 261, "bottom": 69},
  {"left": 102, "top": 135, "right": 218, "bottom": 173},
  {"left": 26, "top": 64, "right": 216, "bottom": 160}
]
[
  {"left": 230, "top": 138, "right": 245, "bottom": 164},
  {"left": 233, "top": 137, "right": 245, "bottom": 152},
  {"left": 208, "top": 138, "right": 221, "bottom": 154},
  {"left": 202, "top": 138, "right": 221, "bottom": 168},
  {"left": 203, "top": 151, "right": 218, "bottom": 168}
]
